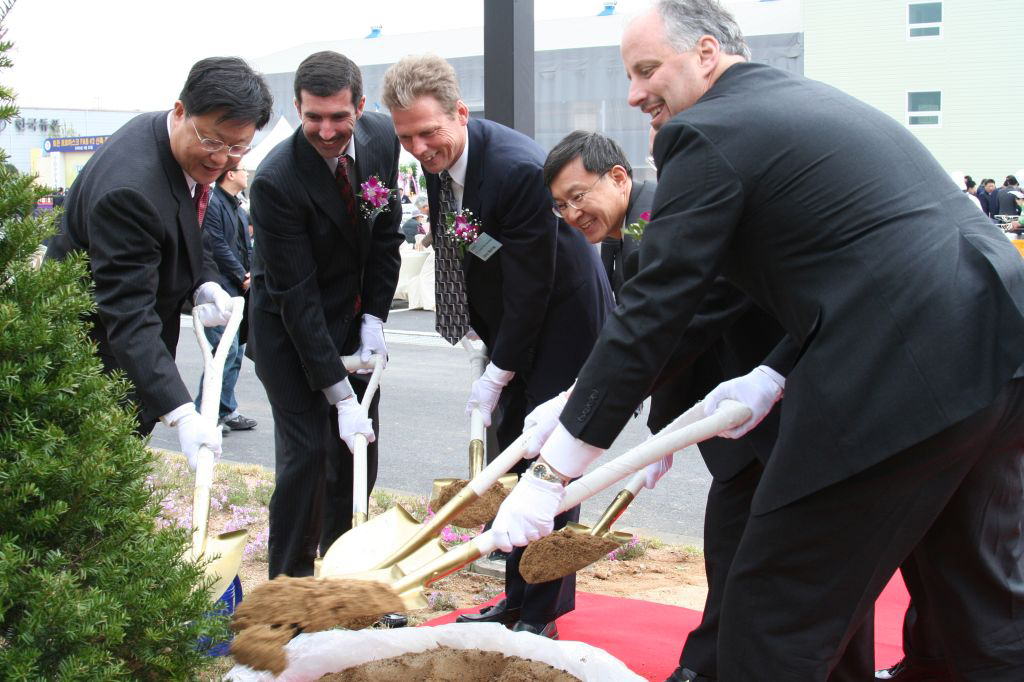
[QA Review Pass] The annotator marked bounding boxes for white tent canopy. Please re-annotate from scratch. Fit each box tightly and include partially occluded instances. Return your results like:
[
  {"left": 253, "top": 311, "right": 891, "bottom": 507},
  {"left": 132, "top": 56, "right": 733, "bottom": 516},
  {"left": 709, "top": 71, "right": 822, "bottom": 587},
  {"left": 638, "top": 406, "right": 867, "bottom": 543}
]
[{"left": 242, "top": 116, "right": 294, "bottom": 170}]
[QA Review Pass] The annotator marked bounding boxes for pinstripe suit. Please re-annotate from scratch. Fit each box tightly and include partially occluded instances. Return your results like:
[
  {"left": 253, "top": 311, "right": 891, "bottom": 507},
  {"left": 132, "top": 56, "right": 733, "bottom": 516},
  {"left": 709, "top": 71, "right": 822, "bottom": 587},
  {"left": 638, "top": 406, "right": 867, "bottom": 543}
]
[{"left": 249, "top": 112, "right": 403, "bottom": 578}]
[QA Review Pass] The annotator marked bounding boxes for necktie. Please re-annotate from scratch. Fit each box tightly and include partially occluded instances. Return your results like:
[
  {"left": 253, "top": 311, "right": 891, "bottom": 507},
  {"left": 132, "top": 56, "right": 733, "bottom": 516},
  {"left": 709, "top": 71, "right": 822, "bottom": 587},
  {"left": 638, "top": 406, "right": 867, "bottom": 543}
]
[
  {"left": 335, "top": 154, "right": 357, "bottom": 223},
  {"left": 194, "top": 183, "right": 210, "bottom": 228},
  {"left": 433, "top": 170, "right": 471, "bottom": 345}
]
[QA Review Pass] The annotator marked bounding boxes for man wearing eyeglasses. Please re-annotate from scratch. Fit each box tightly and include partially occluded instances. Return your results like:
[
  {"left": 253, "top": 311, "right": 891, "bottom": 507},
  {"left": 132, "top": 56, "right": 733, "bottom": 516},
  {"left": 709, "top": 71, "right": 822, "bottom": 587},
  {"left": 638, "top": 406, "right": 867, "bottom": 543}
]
[
  {"left": 46, "top": 57, "right": 273, "bottom": 470},
  {"left": 247, "top": 51, "right": 404, "bottom": 579}
]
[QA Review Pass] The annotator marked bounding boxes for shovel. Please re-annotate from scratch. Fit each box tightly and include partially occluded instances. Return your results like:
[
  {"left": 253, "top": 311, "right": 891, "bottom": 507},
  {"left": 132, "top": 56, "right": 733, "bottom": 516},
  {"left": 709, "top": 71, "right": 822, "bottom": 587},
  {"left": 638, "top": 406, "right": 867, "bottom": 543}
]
[
  {"left": 318, "top": 353, "right": 449, "bottom": 578},
  {"left": 519, "top": 401, "right": 709, "bottom": 584},
  {"left": 338, "top": 399, "right": 752, "bottom": 611},
  {"left": 190, "top": 297, "right": 248, "bottom": 601},
  {"left": 232, "top": 399, "right": 751, "bottom": 669},
  {"left": 430, "top": 339, "right": 518, "bottom": 514}
]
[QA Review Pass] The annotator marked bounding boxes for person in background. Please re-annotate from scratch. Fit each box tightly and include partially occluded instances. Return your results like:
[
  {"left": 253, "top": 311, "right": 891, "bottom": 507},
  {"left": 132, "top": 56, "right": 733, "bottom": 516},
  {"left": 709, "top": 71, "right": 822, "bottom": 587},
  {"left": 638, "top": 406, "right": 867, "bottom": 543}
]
[
  {"left": 402, "top": 195, "right": 428, "bottom": 243},
  {"left": 195, "top": 166, "right": 257, "bottom": 433}
]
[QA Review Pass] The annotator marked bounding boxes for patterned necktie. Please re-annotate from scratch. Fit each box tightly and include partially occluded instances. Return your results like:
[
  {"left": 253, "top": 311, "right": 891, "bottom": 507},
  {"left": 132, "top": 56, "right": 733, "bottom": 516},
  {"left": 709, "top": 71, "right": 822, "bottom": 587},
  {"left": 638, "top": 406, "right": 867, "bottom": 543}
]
[
  {"left": 194, "top": 183, "right": 210, "bottom": 228},
  {"left": 335, "top": 154, "right": 357, "bottom": 223},
  {"left": 434, "top": 170, "right": 471, "bottom": 345}
]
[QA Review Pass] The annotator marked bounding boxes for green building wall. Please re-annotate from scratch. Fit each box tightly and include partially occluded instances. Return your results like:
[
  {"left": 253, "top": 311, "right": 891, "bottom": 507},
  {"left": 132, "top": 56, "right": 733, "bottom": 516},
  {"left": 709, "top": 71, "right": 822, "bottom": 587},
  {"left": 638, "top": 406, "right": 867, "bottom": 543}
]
[{"left": 803, "top": 0, "right": 1021, "bottom": 182}]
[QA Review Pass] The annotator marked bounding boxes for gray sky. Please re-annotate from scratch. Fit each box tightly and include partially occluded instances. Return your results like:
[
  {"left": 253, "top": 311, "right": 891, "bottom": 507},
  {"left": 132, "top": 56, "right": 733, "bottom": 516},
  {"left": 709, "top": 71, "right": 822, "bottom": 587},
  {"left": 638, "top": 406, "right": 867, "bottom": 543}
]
[{"left": 5, "top": 0, "right": 647, "bottom": 111}]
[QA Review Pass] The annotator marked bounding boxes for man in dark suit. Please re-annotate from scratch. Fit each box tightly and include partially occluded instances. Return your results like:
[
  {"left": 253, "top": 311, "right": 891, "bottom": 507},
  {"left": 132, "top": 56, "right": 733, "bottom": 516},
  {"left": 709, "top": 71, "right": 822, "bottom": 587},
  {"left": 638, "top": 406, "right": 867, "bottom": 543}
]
[
  {"left": 248, "top": 51, "right": 403, "bottom": 579},
  {"left": 544, "top": 130, "right": 873, "bottom": 682},
  {"left": 45, "top": 57, "right": 273, "bottom": 469},
  {"left": 195, "top": 167, "right": 257, "bottom": 433},
  {"left": 380, "top": 54, "right": 613, "bottom": 639},
  {"left": 491, "top": 1, "right": 1024, "bottom": 679}
]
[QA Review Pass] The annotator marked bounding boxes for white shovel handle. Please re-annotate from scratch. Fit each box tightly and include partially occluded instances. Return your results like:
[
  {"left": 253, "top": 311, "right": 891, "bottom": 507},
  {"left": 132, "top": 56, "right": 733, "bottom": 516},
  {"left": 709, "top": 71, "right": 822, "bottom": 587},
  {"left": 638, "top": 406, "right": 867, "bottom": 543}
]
[
  {"left": 339, "top": 354, "right": 383, "bottom": 519},
  {"left": 470, "top": 400, "right": 751, "bottom": 555},
  {"left": 190, "top": 297, "right": 244, "bottom": 557}
]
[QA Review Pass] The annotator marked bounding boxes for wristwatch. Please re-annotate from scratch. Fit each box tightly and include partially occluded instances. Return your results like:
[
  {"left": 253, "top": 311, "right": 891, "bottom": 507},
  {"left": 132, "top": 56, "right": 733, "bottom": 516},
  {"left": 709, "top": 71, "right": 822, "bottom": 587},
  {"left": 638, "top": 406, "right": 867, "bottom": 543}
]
[{"left": 528, "top": 462, "right": 567, "bottom": 485}]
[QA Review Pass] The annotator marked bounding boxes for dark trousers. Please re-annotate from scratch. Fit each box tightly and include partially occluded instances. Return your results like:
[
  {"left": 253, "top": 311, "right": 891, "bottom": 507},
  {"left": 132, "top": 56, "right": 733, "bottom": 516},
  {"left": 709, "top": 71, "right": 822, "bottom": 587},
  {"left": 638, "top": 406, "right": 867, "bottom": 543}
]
[
  {"left": 267, "top": 375, "right": 380, "bottom": 578},
  {"left": 491, "top": 375, "right": 579, "bottom": 625},
  {"left": 896, "top": 564, "right": 954, "bottom": 677},
  {"left": 718, "top": 378, "right": 1024, "bottom": 681},
  {"left": 680, "top": 459, "right": 874, "bottom": 680}
]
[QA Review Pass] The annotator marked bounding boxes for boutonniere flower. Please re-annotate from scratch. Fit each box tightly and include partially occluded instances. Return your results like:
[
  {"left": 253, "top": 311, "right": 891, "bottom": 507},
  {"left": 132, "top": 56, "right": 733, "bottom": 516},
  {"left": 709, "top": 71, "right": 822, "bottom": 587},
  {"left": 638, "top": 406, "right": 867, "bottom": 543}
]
[
  {"left": 444, "top": 208, "right": 482, "bottom": 257},
  {"left": 623, "top": 210, "right": 650, "bottom": 241},
  {"left": 358, "top": 175, "right": 397, "bottom": 221}
]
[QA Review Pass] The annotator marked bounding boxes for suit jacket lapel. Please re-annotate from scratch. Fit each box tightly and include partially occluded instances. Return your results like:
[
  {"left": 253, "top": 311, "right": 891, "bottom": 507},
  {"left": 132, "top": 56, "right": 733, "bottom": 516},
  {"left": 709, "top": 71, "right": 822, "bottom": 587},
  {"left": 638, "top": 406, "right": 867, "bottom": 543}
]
[
  {"left": 294, "top": 128, "right": 359, "bottom": 252},
  {"left": 352, "top": 120, "right": 372, "bottom": 261},
  {"left": 460, "top": 120, "right": 485, "bottom": 274},
  {"left": 154, "top": 112, "right": 203, "bottom": 284}
]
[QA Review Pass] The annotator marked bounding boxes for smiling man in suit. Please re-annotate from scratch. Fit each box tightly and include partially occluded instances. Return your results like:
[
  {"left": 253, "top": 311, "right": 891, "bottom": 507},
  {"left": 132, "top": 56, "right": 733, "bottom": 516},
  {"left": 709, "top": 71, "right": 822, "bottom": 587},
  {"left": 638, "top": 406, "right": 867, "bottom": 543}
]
[
  {"left": 490, "top": 1, "right": 1024, "bottom": 679},
  {"left": 45, "top": 57, "right": 273, "bottom": 469},
  {"left": 380, "top": 54, "right": 613, "bottom": 639},
  {"left": 248, "top": 51, "right": 403, "bottom": 579}
]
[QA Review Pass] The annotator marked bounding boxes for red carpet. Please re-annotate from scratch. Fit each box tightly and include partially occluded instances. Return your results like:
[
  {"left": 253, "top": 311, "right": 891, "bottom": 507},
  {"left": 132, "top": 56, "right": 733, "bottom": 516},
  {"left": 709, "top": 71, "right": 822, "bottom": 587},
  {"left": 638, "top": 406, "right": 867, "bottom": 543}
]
[{"left": 426, "top": 574, "right": 912, "bottom": 681}]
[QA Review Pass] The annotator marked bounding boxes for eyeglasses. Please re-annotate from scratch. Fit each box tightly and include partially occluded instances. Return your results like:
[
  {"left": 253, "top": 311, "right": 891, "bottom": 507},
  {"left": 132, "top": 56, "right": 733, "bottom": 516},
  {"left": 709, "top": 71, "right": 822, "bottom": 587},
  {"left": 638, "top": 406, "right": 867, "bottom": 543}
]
[
  {"left": 551, "top": 173, "right": 607, "bottom": 218},
  {"left": 190, "top": 118, "right": 252, "bottom": 158}
]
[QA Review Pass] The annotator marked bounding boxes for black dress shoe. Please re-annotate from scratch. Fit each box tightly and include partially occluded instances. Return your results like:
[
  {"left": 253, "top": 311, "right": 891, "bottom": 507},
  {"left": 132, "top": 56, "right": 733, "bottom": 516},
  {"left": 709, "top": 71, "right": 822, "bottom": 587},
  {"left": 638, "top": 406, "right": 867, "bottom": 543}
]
[
  {"left": 454, "top": 598, "right": 520, "bottom": 625},
  {"left": 511, "top": 620, "right": 559, "bottom": 639},
  {"left": 664, "top": 666, "right": 712, "bottom": 682},
  {"left": 876, "top": 657, "right": 952, "bottom": 681}
]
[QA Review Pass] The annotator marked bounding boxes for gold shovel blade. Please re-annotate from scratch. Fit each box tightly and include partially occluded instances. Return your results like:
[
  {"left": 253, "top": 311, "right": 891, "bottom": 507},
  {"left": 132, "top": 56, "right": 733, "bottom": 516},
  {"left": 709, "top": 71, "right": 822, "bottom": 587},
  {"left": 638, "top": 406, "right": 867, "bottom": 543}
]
[
  {"left": 319, "top": 504, "right": 446, "bottom": 577},
  {"left": 430, "top": 477, "right": 463, "bottom": 505},
  {"left": 201, "top": 529, "right": 248, "bottom": 600},
  {"left": 564, "top": 521, "right": 634, "bottom": 546}
]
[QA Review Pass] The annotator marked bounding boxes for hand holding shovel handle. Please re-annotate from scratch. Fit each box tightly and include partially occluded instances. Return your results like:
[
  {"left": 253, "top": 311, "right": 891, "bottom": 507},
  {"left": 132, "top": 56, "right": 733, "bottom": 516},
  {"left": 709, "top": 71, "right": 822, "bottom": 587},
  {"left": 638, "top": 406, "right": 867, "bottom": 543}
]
[
  {"left": 190, "top": 297, "right": 245, "bottom": 561},
  {"left": 342, "top": 354, "right": 383, "bottom": 527},
  {"left": 388, "top": 400, "right": 751, "bottom": 602}
]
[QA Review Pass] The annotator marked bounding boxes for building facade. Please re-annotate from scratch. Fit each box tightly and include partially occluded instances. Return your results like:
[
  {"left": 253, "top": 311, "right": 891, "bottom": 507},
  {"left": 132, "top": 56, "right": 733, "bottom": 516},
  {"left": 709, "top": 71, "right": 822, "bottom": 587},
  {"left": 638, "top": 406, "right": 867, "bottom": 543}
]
[{"left": 804, "top": 0, "right": 1021, "bottom": 181}]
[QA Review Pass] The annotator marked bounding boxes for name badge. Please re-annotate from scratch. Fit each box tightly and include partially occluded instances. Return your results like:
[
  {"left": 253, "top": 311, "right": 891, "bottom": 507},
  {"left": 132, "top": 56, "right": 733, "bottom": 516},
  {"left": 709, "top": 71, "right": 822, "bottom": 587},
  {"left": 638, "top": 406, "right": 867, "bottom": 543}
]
[{"left": 469, "top": 232, "right": 502, "bottom": 261}]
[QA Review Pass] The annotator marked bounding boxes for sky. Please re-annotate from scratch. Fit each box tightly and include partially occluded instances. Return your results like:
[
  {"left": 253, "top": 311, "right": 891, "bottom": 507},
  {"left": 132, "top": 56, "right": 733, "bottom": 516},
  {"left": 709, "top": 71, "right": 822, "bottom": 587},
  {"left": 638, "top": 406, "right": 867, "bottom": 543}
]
[{"left": 4, "top": 0, "right": 649, "bottom": 111}]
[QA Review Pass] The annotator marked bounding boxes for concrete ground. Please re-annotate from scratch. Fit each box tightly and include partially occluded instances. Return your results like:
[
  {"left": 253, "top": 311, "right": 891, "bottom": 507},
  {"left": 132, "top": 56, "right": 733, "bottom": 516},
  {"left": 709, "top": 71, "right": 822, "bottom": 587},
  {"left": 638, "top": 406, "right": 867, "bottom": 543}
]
[{"left": 151, "top": 307, "right": 712, "bottom": 546}]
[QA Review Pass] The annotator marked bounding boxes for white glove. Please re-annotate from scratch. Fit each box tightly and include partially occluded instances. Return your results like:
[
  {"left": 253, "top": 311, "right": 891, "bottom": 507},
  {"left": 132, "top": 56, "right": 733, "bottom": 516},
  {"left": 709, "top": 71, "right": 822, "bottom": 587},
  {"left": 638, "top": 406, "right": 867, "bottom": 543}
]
[
  {"left": 193, "top": 281, "right": 232, "bottom": 327},
  {"left": 170, "top": 404, "right": 222, "bottom": 471},
  {"left": 357, "top": 314, "right": 387, "bottom": 373},
  {"left": 523, "top": 391, "right": 569, "bottom": 457},
  {"left": 642, "top": 453, "right": 673, "bottom": 490},
  {"left": 490, "top": 467, "right": 566, "bottom": 553},
  {"left": 466, "top": 361, "right": 514, "bottom": 427},
  {"left": 704, "top": 365, "right": 785, "bottom": 439},
  {"left": 335, "top": 394, "right": 376, "bottom": 452}
]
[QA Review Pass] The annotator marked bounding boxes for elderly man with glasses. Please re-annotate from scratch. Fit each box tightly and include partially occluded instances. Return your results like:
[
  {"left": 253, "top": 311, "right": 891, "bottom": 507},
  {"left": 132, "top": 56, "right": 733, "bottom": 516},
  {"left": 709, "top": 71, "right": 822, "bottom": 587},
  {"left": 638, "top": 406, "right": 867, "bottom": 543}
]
[{"left": 46, "top": 57, "right": 273, "bottom": 469}]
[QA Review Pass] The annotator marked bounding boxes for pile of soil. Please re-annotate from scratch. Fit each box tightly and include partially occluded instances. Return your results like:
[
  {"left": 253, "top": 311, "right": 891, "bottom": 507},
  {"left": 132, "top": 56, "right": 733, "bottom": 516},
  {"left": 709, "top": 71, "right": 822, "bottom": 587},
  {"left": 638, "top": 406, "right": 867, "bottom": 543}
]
[
  {"left": 318, "top": 646, "right": 581, "bottom": 681},
  {"left": 231, "top": 577, "right": 404, "bottom": 674},
  {"left": 520, "top": 528, "right": 619, "bottom": 584},
  {"left": 431, "top": 480, "right": 508, "bottom": 528}
]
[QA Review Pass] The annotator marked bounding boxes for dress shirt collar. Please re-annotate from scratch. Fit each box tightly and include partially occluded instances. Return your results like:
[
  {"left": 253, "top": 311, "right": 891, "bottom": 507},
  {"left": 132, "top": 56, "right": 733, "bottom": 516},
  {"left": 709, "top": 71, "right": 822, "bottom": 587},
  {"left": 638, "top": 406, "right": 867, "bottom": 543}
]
[
  {"left": 325, "top": 135, "right": 357, "bottom": 174},
  {"left": 446, "top": 133, "right": 470, "bottom": 189}
]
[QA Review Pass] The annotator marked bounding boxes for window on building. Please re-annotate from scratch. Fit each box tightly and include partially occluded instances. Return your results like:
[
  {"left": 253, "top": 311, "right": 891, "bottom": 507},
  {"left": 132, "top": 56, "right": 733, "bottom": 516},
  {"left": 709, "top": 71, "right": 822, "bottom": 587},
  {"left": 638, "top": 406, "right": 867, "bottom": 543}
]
[
  {"left": 908, "top": 2, "right": 942, "bottom": 38},
  {"left": 907, "top": 91, "right": 941, "bottom": 126}
]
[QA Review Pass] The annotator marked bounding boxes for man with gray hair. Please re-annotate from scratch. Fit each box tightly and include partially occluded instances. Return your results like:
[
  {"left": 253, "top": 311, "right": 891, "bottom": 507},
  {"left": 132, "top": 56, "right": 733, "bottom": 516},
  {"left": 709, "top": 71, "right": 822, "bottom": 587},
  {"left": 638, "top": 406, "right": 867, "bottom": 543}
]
[
  {"left": 490, "top": 1, "right": 1024, "bottom": 679},
  {"left": 381, "top": 54, "right": 613, "bottom": 639}
]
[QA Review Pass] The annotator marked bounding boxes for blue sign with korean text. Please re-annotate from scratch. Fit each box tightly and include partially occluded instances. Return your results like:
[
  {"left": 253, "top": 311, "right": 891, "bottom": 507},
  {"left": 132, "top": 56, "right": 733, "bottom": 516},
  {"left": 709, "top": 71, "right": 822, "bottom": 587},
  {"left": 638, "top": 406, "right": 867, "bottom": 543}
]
[{"left": 43, "top": 136, "right": 110, "bottom": 153}]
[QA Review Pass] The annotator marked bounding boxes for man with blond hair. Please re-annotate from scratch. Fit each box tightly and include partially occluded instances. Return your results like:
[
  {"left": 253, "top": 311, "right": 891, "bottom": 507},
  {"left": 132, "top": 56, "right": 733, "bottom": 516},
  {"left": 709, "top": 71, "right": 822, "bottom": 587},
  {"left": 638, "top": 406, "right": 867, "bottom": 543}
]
[{"left": 381, "top": 54, "right": 613, "bottom": 639}]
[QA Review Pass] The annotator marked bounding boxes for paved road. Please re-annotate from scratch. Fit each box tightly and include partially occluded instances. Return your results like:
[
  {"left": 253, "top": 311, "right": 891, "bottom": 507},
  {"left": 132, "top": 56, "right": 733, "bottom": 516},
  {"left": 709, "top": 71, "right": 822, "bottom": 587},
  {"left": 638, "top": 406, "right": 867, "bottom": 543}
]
[{"left": 151, "top": 308, "right": 712, "bottom": 546}]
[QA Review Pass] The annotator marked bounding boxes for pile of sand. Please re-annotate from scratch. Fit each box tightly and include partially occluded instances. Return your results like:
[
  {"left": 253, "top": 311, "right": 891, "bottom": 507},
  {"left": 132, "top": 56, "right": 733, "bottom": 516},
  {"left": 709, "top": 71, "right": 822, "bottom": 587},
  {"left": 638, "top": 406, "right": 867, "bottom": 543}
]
[
  {"left": 230, "top": 577, "right": 404, "bottom": 674},
  {"left": 520, "top": 528, "right": 620, "bottom": 584},
  {"left": 318, "top": 645, "right": 581, "bottom": 681},
  {"left": 431, "top": 480, "right": 508, "bottom": 528}
]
